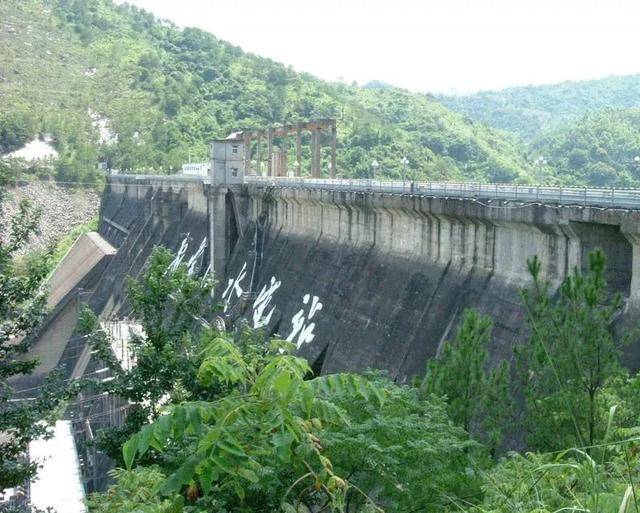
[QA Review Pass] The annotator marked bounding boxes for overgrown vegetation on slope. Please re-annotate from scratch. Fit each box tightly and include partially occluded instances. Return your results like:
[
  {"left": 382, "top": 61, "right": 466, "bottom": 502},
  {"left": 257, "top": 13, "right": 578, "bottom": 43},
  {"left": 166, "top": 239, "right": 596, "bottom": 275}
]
[
  {"left": 0, "top": 172, "right": 72, "bottom": 492},
  {"left": 73, "top": 245, "right": 640, "bottom": 513},
  {"left": 529, "top": 109, "right": 640, "bottom": 187},
  {"left": 437, "top": 74, "right": 640, "bottom": 141},
  {"left": 1, "top": 0, "right": 537, "bottom": 184},
  {"left": 437, "top": 76, "right": 640, "bottom": 187}
]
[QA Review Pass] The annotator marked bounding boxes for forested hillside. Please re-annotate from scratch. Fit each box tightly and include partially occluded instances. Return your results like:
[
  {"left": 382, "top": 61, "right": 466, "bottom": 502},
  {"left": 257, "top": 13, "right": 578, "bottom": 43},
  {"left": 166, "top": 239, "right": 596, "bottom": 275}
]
[
  {"left": 436, "top": 74, "right": 640, "bottom": 141},
  {"left": 530, "top": 109, "right": 640, "bottom": 187},
  {"left": 0, "top": 0, "right": 537, "bottom": 184}
]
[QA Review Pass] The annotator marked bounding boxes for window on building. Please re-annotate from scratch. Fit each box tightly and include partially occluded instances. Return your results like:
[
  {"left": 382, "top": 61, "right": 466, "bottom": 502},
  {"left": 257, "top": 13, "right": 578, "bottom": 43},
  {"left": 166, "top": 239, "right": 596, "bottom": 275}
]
[
  {"left": 231, "top": 167, "right": 238, "bottom": 177},
  {"left": 232, "top": 145, "right": 238, "bottom": 154}
]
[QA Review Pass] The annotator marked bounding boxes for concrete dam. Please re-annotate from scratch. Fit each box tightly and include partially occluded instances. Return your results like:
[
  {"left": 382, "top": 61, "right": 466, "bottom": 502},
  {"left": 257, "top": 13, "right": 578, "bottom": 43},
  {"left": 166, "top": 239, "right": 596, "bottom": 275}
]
[
  {"left": 68, "top": 174, "right": 640, "bottom": 383},
  {"left": 19, "top": 170, "right": 640, "bottom": 491}
]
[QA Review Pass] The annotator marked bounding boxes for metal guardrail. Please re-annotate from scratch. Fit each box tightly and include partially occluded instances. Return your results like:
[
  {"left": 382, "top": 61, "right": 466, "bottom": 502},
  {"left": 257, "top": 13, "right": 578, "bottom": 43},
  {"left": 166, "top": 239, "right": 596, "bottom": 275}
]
[
  {"left": 109, "top": 174, "right": 640, "bottom": 210},
  {"left": 244, "top": 176, "right": 640, "bottom": 210}
]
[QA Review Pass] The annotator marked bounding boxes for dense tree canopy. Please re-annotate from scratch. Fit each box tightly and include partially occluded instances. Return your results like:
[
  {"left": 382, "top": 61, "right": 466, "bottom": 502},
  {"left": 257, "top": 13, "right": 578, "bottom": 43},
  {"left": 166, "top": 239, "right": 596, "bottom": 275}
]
[
  {"left": 1, "top": 0, "right": 537, "bottom": 184},
  {"left": 529, "top": 109, "right": 640, "bottom": 187},
  {"left": 437, "top": 74, "right": 640, "bottom": 141}
]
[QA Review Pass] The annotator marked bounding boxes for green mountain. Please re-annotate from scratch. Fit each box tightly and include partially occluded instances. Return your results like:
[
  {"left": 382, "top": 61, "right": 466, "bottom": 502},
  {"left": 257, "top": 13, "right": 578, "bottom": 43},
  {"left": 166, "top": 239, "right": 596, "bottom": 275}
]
[
  {"left": 0, "top": 0, "right": 537, "bottom": 184},
  {"left": 529, "top": 109, "right": 640, "bottom": 187},
  {"left": 436, "top": 74, "right": 640, "bottom": 142}
]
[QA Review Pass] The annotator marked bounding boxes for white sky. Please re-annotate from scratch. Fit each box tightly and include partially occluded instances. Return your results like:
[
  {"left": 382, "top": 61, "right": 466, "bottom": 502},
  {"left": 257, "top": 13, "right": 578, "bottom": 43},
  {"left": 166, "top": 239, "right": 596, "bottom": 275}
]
[{"left": 116, "top": 0, "right": 640, "bottom": 94}]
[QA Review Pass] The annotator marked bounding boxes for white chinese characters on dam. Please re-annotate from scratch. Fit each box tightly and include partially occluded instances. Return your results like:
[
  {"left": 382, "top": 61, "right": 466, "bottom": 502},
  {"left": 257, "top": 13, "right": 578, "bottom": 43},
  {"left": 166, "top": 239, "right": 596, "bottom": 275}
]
[
  {"left": 171, "top": 237, "right": 322, "bottom": 347},
  {"left": 167, "top": 236, "right": 190, "bottom": 273},
  {"left": 252, "top": 276, "right": 281, "bottom": 328},
  {"left": 222, "top": 262, "right": 247, "bottom": 312},
  {"left": 286, "top": 294, "right": 323, "bottom": 349},
  {"left": 187, "top": 238, "right": 207, "bottom": 276}
]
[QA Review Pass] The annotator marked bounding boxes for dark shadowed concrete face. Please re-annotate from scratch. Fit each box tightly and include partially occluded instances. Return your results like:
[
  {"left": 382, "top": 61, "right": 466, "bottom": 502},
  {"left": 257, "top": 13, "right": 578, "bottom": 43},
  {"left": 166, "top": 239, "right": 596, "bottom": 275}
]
[
  {"left": 224, "top": 222, "right": 526, "bottom": 381},
  {"left": 55, "top": 176, "right": 640, "bottom": 384},
  {"left": 220, "top": 185, "right": 640, "bottom": 381}
]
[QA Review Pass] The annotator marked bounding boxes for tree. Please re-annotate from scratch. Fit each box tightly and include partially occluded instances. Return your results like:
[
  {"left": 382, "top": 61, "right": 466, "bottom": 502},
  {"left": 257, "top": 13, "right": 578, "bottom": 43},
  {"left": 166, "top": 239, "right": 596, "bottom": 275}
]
[
  {"left": 80, "top": 246, "right": 215, "bottom": 461},
  {"left": 568, "top": 148, "right": 589, "bottom": 169},
  {"left": 323, "top": 373, "right": 480, "bottom": 512},
  {"left": 422, "top": 309, "right": 513, "bottom": 454},
  {"left": 0, "top": 111, "right": 36, "bottom": 154},
  {"left": 586, "top": 161, "right": 618, "bottom": 187},
  {"left": 110, "top": 334, "right": 481, "bottom": 513},
  {"left": 0, "top": 183, "right": 66, "bottom": 490},
  {"left": 120, "top": 333, "right": 389, "bottom": 512},
  {"left": 86, "top": 466, "right": 175, "bottom": 513},
  {"left": 518, "top": 249, "right": 629, "bottom": 451}
]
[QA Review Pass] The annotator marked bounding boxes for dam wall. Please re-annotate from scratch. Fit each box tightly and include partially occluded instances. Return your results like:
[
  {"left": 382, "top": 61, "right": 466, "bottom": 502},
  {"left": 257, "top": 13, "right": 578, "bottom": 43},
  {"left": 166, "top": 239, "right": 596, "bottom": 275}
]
[
  {"left": 229, "top": 184, "right": 638, "bottom": 379},
  {"left": 65, "top": 175, "right": 639, "bottom": 382},
  {"left": 95, "top": 175, "right": 210, "bottom": 320}
]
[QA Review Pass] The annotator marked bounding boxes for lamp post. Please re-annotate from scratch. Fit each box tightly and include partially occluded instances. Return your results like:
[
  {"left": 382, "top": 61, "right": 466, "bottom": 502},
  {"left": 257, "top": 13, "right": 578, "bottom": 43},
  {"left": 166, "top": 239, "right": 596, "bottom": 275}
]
[
  {"left": 401, "top": 156, "right": 409, "bottom": 182},
  {"left": 371, "top": 159, "right": 379, "bottom": 179},
  {"left": 534, "top": 156, "right": 547, "bottom": 182}
]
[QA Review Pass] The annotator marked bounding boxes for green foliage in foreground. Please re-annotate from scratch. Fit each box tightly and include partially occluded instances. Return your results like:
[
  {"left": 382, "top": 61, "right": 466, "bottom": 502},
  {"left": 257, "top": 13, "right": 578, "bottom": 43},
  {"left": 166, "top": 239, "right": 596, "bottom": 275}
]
[
  {"left": 519, "top": 249, "right": 629, "bottom": 451},
  {"left": 80, "top": 246, "right": 216, "bottom": 463},
  {"left": 422, "top": 308, "right": 513, "bottom": 454},
  {"left": 86, "top": 466, "right": 174, "bottom": 513},
  {"left": 98, "top": 332, "right": 481, "bottom": 512},
  {"left": 84, "top": 247, "right": 640, "bottom": 513},
  {"left": 480, "top": 447, "right": 640, "bottom": 513},
  {"left": 0, "top": 181, "right": 68, "bottom": 490},
  {"left": 122, "top": 336, "right": 393, "bottom": 511},
  {"left": 322, "top": 374, "right": 480, "bottom": 512}
]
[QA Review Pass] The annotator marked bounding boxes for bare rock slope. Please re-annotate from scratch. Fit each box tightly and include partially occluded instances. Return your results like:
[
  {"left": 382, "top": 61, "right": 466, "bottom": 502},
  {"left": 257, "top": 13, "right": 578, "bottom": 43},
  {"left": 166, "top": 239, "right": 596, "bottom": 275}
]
[{"left": 1, "top": 182, "right": 100, "bottom": 254}]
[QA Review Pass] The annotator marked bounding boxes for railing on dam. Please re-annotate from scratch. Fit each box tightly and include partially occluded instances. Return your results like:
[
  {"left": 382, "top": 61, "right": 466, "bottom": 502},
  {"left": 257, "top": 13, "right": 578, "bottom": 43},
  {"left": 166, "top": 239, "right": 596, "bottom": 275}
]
[{"left": 243, "top": 175, "right": 640, "bottom": 209}]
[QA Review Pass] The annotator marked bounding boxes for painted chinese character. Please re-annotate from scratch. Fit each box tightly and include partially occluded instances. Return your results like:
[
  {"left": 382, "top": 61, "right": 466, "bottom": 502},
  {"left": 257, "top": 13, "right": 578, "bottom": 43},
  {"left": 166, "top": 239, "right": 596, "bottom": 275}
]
[
  {"left": 186, "top": 237, "right": 207, "bottom": 276},
  {"left": 252, "top": 276, "right": 281, "bottom": 328},
  {"left": 286, "top": 294, "right": 323, "bottom": 349},
  {"left": 167, "top": 236, "right": 190, "bottom": 273},
  {"left": 221, "top": 262, "right": 247, "bottom": 312}
]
